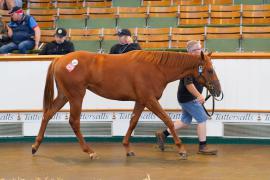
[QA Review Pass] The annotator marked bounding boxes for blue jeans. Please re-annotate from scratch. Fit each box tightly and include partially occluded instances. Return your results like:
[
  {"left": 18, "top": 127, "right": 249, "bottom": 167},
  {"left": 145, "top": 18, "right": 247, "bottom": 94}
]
[
  {"left": 180, "top": 100, "right": 208, "bottom": 125},
  {"left": 0, "top": 40, "right": 35, "bottom": 54}
]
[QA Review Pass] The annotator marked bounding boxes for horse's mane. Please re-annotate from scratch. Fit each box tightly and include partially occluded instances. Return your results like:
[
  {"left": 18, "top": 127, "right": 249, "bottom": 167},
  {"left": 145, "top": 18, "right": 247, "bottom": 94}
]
[{"left": 131, "top": 50, "right": 200, "bottom": 67}]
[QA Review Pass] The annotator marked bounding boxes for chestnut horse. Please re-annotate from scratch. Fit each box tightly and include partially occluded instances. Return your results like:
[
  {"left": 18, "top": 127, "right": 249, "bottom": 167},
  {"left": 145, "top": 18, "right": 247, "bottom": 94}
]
[{"left": 32, "top": 50, "right": 221, "bottom": 159}]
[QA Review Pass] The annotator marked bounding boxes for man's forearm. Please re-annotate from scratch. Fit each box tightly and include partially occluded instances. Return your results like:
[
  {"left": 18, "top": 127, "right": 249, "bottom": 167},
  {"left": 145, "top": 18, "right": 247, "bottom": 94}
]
[
  {"left": 34, "top": 27, "right": 41, "bottom": 47},
  {"left": 7, "top": 26, "right": 12, "bottom": 38},
  {"left": 186, "top": 84, "right": 201, "bottom": 98}
]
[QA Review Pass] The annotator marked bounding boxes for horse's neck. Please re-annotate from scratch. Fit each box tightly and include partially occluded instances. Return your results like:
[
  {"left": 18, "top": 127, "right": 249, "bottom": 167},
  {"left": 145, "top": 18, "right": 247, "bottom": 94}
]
[{"left": 159, "top": 56, "right": 199, "bottom": 83}]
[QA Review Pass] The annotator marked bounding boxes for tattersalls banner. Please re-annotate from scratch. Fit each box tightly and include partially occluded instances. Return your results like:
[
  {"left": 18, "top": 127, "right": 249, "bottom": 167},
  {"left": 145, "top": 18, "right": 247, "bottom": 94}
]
[{"left": 0, "top": 111, "right": 269, "bottom": 123}]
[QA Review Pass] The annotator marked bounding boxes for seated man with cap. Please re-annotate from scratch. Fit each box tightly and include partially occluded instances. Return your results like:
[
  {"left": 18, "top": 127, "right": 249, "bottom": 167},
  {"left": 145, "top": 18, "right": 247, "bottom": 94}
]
[
  {"left": 39, "top": 27, "right": 74, "bottom": 55},
  {"left": 0, "top": 6, "right": 41, "bottom": 54},
  {"left": 109, "top": 28, "right": 141, "bottom": 54}
]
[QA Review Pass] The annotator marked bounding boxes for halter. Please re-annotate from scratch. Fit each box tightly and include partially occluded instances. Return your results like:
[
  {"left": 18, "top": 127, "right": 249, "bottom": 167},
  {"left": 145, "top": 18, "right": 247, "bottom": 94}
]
[{"left": 196, "top": 62, "right": 224, "bottom": 117}]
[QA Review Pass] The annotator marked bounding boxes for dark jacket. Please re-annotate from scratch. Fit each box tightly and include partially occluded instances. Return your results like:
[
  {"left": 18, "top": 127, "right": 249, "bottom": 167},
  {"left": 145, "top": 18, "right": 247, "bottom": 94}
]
[
  {"left": 109, "top": 43, "right": 141, "bottom": 54},
  {"left": 177, "top": 76, "right": 204, "bottom": 103},
  {"left": 39, "top": 40, "right": 74, "bottom": 55},
  {"left": 9, "top": 15, "right": 35, "bottom": 44}
]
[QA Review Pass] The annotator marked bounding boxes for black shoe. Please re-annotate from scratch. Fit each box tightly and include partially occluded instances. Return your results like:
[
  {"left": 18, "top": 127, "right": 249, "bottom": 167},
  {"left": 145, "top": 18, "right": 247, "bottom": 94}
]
[{"left": 198, "top": 145, "right": 218, "bottom": 155}]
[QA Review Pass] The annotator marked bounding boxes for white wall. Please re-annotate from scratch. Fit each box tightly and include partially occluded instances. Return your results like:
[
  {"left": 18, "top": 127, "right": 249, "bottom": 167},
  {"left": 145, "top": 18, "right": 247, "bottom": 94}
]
[
  {"left": 0, "top": 59, "right": 269, "bottom": 111},
  {"left": 0, "top": 58, "right": 269, "bottom": 137}
]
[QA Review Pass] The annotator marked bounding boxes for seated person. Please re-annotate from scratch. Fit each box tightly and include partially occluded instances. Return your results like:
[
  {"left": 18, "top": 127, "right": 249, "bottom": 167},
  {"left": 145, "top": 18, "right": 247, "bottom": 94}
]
[
  {"left": 0, "top": 6, "right": 40, "bottom": 54},
  {"left": 39, "top": 28, "right": 74, "bottom": 55},
  {"left": 109, "top": 28, "right": 141, "bottom": 54},
  {"left": 0, "top": 20, "right": 10, "bottom": 47},
  {"left": 0, "top": 0, "right": 22, "bottom": 10}
]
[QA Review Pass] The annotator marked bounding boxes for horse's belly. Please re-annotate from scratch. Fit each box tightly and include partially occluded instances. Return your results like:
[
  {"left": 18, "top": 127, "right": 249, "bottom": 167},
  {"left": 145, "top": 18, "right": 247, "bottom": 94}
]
[{"left": 87, "top": 82, "right": 136, "bottom": 101}]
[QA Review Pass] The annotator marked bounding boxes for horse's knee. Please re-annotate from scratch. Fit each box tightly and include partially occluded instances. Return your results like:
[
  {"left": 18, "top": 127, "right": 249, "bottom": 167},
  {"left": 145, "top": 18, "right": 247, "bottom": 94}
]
[
  {"left": 69, "top": 120, "right": 79, "bottom": 132},
  {"left": 69, "top": 119, "right": 73, "bottom": 126},
  {"left": 43, "top": 110, "right": 54, "bottom": 121},
  {"left": 43, "top": 115, "right": 51, "bottom": 122},
  {"left": 128, "top": 123, "right": 137, "bottom": 130},
  {"left": 69, "top": 120, "right": 75, "bottom": 128}
]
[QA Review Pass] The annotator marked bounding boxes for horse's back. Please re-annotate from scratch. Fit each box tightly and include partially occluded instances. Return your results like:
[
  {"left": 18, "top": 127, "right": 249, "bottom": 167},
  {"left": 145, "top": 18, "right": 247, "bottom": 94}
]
[{"left": 53, "top": 50, "right": 166, "bottom": 82}]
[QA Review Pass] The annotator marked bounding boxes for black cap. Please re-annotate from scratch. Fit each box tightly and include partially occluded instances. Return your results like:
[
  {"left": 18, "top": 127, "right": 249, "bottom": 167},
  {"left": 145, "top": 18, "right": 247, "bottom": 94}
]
[
  {"left": 55, "top": 28, "right": 67, "bottom": 37},
  {"left": 8, "top": 6, "right": 22, "bottom": 14},
  {"left": 117, "top": 29, "right": 131, "bottom": 36}
]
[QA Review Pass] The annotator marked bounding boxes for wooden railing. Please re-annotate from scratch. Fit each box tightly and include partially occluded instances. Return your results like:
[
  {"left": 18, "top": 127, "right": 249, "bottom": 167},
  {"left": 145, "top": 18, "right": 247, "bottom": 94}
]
[{"left": 1, "top": 52, "right": 270, "bottom": 62}]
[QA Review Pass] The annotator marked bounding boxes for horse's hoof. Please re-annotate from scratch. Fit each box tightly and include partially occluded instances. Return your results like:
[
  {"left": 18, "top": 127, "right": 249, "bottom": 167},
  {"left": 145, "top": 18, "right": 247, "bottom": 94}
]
[
  {"left": 179, "top": 152, "right": 188, "bottom": 160},
  {"left": 32, "top": 148, "right": 37, "bottom": 155},
  {"left": 89, "top": 153, "right": 99, "bottom": 160},
  {"left": 126, "top": 152, "right": 136, "bottom": 157},
  {"left": 31, "top": 145, "right": 37, "bottom": 155}
]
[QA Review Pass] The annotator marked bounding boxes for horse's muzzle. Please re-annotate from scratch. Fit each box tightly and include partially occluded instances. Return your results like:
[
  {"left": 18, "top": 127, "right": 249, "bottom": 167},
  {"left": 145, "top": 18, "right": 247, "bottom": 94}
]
[{"left": 208, "top": 80, "right": 222, "bottom": 97}]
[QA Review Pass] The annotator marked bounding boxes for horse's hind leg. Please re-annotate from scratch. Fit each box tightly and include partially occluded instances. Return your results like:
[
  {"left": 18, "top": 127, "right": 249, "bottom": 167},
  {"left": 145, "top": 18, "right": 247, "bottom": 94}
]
[
  {"left": 146, "top": 98, "right": 187, "bottom": 159},
  {"left": 68, "top": 96, "right": 98, "bottom": 159},
  {"left": 123, "top": 102, "right": 145, "bottom": 156},
  {"left": 32, "top": 94, "right": 68, "bottom": 154}
]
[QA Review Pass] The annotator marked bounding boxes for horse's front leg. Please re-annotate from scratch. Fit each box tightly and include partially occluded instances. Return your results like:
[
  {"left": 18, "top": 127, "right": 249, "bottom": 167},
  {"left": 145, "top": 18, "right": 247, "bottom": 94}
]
[
  {"left": 123, "top": 102, "right": 145, "bottom": 156},
  {"left": 146, "top": 98, "right": 187, "bottom": 160}
]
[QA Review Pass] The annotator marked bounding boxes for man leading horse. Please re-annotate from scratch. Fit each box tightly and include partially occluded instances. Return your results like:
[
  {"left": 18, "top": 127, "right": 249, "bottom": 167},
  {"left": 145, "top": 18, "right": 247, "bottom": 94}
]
[{"left": 155, "top": 40, "right": 218, "bottom": 155}]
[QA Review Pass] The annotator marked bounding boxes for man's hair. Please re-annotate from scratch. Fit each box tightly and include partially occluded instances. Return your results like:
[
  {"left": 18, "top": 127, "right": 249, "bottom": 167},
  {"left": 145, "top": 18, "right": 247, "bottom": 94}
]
[{"left": 186, "top": 40, "right": 201, "bottom": 53}]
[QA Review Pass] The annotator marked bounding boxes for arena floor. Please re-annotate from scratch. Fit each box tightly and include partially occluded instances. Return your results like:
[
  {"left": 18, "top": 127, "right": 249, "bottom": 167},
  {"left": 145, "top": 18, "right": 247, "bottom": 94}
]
[{"left": 0, "top": 142, "right": 270, "bottom": 180}]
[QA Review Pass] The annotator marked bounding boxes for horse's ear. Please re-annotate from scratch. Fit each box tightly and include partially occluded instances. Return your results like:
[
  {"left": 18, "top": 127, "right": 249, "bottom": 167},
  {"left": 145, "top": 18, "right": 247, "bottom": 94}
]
[
  {"left": 200, "top": 51, "right": 205, "bottom": 60},
  {"left": 207, "top": 52, "right": 213, "bottom": 57}
]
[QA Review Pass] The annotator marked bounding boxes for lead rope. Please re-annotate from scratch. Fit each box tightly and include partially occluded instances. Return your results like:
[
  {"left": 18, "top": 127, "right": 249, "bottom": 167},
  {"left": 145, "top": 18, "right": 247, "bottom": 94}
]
[{"left": 202, "top": 90, "right": 215, "bottom": 117}]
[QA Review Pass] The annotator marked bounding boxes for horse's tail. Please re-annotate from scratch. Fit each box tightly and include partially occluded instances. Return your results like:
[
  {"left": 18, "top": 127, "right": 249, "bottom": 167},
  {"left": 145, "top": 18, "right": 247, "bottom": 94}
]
[{"left": 43, "top": 59, "right": 57, "bottom": 113}]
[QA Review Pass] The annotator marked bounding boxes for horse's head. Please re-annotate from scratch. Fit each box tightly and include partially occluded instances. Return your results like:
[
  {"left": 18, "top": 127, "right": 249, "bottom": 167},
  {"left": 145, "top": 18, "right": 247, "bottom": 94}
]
[{"left": 193, "top": 51, "right": 222, "bottom": 97}]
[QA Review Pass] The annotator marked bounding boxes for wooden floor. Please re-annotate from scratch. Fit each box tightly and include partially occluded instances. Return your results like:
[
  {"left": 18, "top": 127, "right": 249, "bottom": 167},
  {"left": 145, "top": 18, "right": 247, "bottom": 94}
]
[{"left": 0, "top": 142, "right": 269, "bottom": 180}]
